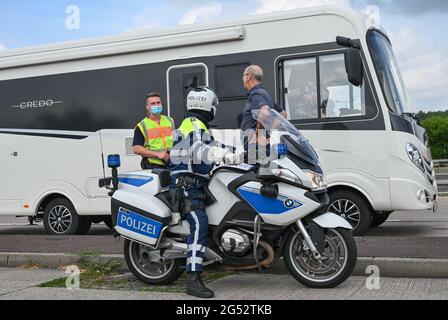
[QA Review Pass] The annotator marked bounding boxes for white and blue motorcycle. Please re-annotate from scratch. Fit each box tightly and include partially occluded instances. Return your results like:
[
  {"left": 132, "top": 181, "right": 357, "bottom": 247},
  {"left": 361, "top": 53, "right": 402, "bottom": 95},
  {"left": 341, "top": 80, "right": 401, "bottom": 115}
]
[{"left": 101, "top": 110, "right": 357, "bottom": 288}]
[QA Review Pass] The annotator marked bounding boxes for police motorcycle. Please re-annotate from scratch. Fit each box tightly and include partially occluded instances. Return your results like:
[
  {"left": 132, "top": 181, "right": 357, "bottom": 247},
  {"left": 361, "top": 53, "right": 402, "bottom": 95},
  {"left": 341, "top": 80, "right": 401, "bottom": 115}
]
[{"left": 101, "top": 109, "right": 357, "bottom": 289}]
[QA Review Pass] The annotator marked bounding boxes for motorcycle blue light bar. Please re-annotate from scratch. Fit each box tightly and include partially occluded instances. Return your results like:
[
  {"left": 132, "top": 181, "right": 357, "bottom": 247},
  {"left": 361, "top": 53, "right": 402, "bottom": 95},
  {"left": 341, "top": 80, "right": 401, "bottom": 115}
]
[
  {"left": 108, "top": 154, "right": 121, "bottom": 168},
  {"left": 277, "top": 144, "right": 288, "bottom": 156}
]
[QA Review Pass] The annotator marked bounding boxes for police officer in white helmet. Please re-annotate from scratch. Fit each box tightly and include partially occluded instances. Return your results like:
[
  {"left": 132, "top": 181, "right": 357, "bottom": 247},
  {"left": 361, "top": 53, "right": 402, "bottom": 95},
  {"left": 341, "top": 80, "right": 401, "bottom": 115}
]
[{"left": 168, "top": 87, "right": 240, "bottom": 298}]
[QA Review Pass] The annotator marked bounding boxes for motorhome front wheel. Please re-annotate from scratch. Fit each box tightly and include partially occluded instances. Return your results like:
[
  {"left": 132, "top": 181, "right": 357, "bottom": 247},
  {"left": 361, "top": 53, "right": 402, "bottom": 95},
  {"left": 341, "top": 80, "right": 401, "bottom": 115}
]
[{"left": 328, "top": 190, "right": 373, "bottom": 236}]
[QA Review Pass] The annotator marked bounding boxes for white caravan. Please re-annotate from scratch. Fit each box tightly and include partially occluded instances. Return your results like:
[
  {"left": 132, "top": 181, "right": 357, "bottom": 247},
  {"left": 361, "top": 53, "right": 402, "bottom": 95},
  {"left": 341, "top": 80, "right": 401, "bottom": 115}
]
[{"left": 0, "top": 5, "right": 438, "bottom": 235}]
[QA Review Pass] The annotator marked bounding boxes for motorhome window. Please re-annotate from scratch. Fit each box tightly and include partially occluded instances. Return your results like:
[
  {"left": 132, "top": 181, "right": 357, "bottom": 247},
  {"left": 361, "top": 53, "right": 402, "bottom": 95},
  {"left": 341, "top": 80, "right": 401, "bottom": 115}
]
[
  {"left": 319, "top": 54, "right": 367, "bottom": 119},
  {"left": 367, "top": 30, "right": 408, "bottom": 115},
  {"left": 281, "top": 53, "right": 375, "bottom": 122},
  {"left": 283, "top": 57, "right": 318, "bottom": 120},
  {"left": 215, "top": 63, "right": 250, "bottom": 101}
]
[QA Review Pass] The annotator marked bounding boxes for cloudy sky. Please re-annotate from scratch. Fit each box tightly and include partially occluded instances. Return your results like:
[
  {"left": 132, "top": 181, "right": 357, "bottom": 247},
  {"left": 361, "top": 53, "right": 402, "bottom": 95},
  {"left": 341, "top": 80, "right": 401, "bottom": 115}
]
[{"left": 0, "top": 0, "right": 447, "bottom": 112}]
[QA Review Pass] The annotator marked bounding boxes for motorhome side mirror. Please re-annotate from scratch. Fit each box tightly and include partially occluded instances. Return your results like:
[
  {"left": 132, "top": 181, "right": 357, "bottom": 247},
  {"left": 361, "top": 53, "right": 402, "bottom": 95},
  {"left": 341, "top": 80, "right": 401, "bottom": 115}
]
[{"left": 344, "top": 48, "right": 363, "bottom": 87}]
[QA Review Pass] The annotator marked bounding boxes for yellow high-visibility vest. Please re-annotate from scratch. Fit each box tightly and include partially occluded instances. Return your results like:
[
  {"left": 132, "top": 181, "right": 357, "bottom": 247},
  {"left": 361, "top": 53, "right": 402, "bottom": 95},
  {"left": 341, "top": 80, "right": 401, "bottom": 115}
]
[
  {"left": 136, "top": 115, "right": 174, "bottom": 165},
  {"left": 178, "top": 117, "right": 209, "bottom": 138}
]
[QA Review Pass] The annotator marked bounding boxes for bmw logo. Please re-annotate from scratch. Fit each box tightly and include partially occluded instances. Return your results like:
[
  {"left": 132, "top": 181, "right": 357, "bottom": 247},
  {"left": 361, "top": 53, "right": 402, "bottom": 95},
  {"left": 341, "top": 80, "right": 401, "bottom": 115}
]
[{"left": 284, "top": 199, "right": 295, "bottom": 208}]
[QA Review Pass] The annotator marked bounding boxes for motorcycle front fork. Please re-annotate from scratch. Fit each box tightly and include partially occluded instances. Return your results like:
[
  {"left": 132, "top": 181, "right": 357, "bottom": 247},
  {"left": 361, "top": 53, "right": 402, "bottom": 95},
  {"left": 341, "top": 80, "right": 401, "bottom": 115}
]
[{"left": 296, "top": 220, "right": 322, "bottom": 260}]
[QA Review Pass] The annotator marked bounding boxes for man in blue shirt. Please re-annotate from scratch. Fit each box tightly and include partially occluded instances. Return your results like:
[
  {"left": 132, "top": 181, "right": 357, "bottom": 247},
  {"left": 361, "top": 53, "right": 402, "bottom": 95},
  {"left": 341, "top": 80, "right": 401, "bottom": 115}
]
[{"left": 240, "top": 65, "right": 287, "bottom": 155}]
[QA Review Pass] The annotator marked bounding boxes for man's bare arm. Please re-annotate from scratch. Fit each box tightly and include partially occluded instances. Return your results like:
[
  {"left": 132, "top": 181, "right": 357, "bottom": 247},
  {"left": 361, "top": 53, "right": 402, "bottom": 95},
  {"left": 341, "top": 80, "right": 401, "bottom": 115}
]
[
  {"left": 133, "top": 145, "right": 166, "bottom": 160},
  {"left": 257, "top": 105, "right": 271, "bottom": 123}
]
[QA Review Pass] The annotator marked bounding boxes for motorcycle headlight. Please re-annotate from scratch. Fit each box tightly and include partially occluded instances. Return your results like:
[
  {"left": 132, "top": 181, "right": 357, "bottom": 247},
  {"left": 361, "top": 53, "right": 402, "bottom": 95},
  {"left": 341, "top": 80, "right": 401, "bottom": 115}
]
[
  {"left": 405, "top": 144, "right": 425, "bottom": 173},
  {"left": 271, "top": 168, "right": 302, "bottom": 185},
  {"left": 304, "top": 170, "right": 327, "bottom": 191}
]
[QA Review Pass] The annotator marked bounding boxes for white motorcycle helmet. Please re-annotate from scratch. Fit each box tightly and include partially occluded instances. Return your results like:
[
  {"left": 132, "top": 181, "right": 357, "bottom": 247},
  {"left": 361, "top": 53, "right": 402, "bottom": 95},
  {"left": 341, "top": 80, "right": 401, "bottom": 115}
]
[{"left": 186, "top": 87, "right": 219, "bottom": 119}]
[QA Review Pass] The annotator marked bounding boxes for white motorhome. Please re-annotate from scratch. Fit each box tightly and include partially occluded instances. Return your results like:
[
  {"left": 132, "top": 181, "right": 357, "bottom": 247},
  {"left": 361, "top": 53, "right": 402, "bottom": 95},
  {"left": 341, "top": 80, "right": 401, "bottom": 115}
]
[{"left": 0, "top": 5, "right": 438, "bottom": 236}]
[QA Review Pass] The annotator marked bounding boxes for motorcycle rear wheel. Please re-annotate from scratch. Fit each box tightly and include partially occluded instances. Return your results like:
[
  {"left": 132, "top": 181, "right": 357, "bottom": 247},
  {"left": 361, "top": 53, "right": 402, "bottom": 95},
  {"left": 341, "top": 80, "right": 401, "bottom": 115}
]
[
  {"left": 283, "top": 228, "right": 357, "bottom": 288},
  {"left": 124, "top": 239, "right": 185, "bottom": 285}
]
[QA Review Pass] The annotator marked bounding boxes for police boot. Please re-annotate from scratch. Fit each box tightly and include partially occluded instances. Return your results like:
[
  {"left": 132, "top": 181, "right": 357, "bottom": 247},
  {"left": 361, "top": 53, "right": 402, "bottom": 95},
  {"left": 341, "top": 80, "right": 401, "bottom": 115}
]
[{"left": 186, "top": 272, "right": 214, "bottom": 299}]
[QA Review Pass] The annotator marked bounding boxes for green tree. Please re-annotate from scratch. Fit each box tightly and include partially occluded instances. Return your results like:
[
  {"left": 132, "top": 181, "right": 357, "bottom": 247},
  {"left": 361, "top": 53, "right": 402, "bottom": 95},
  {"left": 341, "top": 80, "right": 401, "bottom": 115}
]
[
  {"left": 421, "top": 115, "right": 448, "bottom": 159},
  {"left": 416, "top": 110, "right": 448, "bottom": 123}
]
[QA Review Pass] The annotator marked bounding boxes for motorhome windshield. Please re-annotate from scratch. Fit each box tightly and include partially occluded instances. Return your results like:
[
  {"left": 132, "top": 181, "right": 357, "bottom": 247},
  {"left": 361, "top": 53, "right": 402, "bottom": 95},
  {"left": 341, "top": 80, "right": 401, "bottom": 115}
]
[{"left": 368, "top": 30, "right": 409, "bottom": 115}]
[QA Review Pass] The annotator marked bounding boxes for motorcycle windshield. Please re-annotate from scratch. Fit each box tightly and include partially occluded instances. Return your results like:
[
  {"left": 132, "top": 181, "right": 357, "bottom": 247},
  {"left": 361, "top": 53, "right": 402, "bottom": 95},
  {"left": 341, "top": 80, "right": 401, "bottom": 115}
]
[{"left": 251, "top": 108, "right": 319, "bottom": 166}]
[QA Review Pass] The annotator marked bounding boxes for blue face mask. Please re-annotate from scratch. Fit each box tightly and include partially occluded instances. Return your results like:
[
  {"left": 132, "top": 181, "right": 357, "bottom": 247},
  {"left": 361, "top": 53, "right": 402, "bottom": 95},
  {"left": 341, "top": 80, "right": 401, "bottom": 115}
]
[{"left": 150, "top": 105, "right": 163, "bottom": 115}]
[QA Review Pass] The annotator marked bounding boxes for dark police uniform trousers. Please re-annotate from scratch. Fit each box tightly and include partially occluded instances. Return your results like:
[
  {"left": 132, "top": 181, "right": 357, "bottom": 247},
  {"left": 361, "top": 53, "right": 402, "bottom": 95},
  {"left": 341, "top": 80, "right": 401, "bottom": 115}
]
[{"left": 184, "top": 185, "right": 208, "bottom": 273}]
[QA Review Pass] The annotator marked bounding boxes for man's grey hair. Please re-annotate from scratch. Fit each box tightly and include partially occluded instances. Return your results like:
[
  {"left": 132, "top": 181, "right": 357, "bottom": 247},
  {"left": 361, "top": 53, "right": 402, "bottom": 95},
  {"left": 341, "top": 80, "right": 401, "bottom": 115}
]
[{"left": 246, "top": 65, "right": 263, "bottom": 82}]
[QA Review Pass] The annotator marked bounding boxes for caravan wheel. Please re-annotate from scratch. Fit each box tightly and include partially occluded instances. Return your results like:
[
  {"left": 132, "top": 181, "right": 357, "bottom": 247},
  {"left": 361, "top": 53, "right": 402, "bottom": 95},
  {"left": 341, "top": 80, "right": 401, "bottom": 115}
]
[{"left": 43, "top": 198, "right": 79, "bottom": 235}]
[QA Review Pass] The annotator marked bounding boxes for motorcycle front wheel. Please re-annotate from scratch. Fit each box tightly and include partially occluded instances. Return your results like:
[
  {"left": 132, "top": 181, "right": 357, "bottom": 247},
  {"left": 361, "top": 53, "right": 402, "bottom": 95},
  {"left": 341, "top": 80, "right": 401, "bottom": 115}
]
[
  {"left": 124, "top": 239, "right": 185, "bottom": 285},
  {"left": 283, "top": 228, "right": 357, "bottom": 289}
]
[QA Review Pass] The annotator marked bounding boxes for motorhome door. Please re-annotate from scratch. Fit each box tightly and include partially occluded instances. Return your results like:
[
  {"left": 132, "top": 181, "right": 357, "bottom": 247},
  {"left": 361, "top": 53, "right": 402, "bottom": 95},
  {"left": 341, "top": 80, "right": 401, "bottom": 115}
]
[
  {"left": 0, "top": 134, "right": 22, "bottom": 214},
  {"left": 166, "top": 63, "right": 209, "bottom": 126}
]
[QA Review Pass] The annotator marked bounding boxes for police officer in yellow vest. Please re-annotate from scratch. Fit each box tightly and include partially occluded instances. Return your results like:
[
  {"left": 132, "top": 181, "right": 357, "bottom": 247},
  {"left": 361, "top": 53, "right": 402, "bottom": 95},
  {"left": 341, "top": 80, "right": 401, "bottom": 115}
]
[
  {"left": 133, "top": 92, "right": 174, "bottom": 169},
  {"left": 169, "top": 87, "right": 241, "bottom": 298}
]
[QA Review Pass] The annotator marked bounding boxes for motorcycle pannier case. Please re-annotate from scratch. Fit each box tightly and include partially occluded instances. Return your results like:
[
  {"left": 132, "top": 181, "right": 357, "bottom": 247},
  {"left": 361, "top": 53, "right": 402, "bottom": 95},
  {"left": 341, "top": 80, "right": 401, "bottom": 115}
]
[{"left": 110, "top": 172, "right": 172, "bottom": 246}]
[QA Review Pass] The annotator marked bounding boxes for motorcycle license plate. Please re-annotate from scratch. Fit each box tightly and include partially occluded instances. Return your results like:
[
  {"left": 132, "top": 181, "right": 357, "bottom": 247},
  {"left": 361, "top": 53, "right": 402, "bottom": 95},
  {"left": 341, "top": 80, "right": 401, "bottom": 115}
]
[{"left": 117, "top": 208, "right": 163, "bottom": 239}]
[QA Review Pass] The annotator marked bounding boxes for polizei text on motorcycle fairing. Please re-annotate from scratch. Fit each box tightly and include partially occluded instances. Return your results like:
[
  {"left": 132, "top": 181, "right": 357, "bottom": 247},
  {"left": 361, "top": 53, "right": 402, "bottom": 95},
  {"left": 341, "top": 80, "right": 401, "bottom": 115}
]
[{"left": 119, "top": 213, "right": 157, "bottom": 236}]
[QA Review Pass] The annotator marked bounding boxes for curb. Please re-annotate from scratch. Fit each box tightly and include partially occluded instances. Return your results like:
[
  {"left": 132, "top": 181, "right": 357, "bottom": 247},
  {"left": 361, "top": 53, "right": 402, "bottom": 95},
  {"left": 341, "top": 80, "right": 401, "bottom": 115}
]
[
  {"left": 270, "top": 257, "right": 448, "bottom": 278},
  {"left": 356, "top": 257, "right": 448, "bottom": 278},
  {"left": 0, "top": 252, "right": 127, "bottom": 272},
  {"left": 2, "top": 252, "right": 448, "bottom": 278}
]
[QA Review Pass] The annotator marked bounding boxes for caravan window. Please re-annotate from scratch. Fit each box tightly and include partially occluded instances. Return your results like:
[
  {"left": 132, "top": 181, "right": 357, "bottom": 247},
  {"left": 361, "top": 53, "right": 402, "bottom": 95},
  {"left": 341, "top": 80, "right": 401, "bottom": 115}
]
[
  {"left": 215, "top": 63, "right": 250, "bottom": 101},
  {"left": 280, "top": 52, "right": 375, "bottom": 122},
  {"left": 319, "top": 54, "right": 366, "bottom": 119},
  {"left": 283, "top": 58, "right": 318, "bottom": 120}
]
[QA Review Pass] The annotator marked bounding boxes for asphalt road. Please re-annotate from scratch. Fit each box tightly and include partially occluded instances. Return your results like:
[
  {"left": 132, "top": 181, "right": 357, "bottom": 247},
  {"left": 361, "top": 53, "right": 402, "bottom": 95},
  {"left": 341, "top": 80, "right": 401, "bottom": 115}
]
[
  {"left": 1, "top": 201, "right": 448, "bottom": 301},
  {"left": 0, "top": 198, "right": 446, "bottom": 258},
  {"left": 1, "top": 268, "right": 448, "bottom": 300}
]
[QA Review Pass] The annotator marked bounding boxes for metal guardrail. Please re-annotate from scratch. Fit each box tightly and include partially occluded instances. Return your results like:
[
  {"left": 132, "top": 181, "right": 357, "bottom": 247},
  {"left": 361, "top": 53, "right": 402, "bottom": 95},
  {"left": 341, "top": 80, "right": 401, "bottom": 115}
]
[
  {"left": 435, "top": 160, "right": 448, "bottom": 197},
  {"left": 434, "top": 159, "right": 448, "bottom": 167}
]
